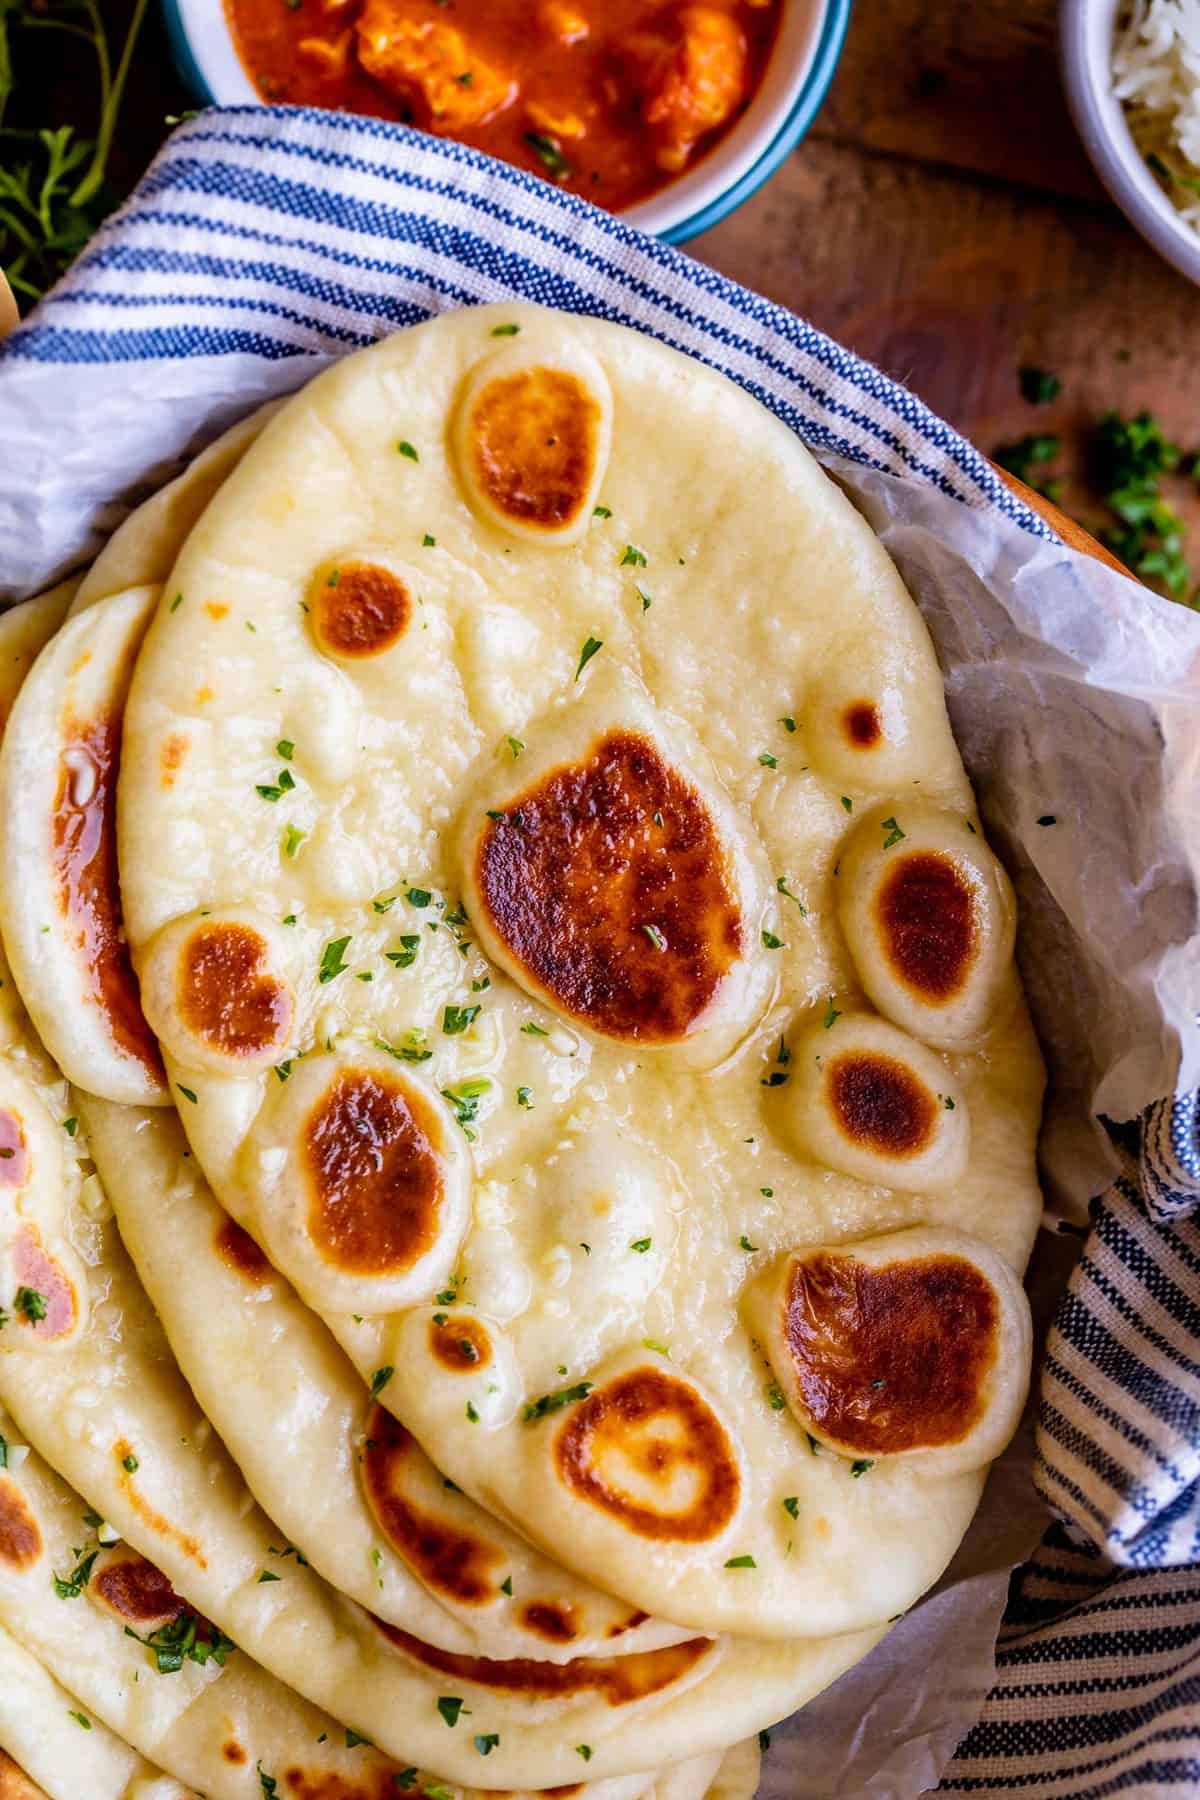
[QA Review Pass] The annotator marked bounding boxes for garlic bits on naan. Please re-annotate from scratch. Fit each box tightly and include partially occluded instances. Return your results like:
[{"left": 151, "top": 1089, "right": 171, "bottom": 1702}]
[{"left": 113, "top": 302, "right": 1044, "bottom": 1642}]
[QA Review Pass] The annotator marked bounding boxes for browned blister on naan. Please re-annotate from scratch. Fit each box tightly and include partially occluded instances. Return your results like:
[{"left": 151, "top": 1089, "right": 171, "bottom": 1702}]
[
  {"left": 139, "top": 907, "right": 297, "bottom": 1077},
  {"left": 553, "top": 1366, "right": 742, "bottom": 1545},
  {"left": 454, "top": 343, "right": 612, "bottom": 542},
  {"left": 782, "top": 1008, "right": 969, "bottom": 1191},
  {"left": 837, "top": 804, "right": 1018, "bottom": 1050},
  {"left": 310, "top": 561, "right": 413, "bottom": 661},
  {"left": 745, "top": 1227, "right": 1032, "bottom": 1478}
]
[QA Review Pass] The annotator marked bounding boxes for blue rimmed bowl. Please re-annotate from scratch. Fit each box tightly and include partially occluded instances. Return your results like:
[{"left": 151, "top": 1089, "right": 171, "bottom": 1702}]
[{"left": 160, "top": 0, "right": 851, "bottom": 244}]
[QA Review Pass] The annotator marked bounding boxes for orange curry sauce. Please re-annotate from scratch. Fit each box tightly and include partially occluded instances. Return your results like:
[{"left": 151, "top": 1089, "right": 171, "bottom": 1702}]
[{"left": 224, "top": 0, "right": 781, "bottom": 211}]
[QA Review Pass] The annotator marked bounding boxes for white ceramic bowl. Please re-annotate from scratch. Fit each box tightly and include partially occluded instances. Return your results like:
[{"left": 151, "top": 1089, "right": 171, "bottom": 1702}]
[
  {"left": 162, "top": 0, "right": 851, "bottom": 243},
  {"left": 1060, "top": 0, "right": 1200, "bottom": 285}
]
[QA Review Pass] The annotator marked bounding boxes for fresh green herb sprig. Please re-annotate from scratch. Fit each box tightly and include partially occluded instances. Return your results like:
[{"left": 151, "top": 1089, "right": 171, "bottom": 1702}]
[{"left": 0, "top": 0, "right": 152, "bottom": 307}]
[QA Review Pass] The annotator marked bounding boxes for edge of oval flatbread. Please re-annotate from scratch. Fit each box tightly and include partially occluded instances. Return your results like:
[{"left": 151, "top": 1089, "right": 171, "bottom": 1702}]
[{"left": 0, "top": 587, "right": 168, "bottom": 1106}]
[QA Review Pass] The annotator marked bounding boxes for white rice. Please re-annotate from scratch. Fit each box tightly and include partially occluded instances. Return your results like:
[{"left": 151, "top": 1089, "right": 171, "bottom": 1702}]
[{"left": 1112, "top": 0, "right": 1200, "bottom": 232}]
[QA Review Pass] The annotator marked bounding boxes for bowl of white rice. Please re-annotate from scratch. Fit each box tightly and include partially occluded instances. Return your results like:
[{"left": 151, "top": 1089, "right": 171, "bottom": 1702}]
[{"left": 1061, "top": 0, "right": 1200, "bottom": 284}]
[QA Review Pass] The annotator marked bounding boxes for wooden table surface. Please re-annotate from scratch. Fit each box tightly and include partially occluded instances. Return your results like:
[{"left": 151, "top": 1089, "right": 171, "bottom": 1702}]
[{"left": 39, "top": 0, "right": 1200, "bottom": 536}]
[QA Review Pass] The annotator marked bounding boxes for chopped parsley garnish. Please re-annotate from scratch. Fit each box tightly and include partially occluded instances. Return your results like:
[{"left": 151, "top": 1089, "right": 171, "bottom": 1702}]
[
  {"left": 501, "top": 1574, "right": 513, "bottom": 1595},
  {"left": 619, "top": 543, "right": 647, "bottom": 567},
  {"left": 373, "top": 1031, "right": 432, "bottom": 1064},
  {"left": 637, "top": 585, "right": 652, "bottom": 612},
  {"left": 53, "top": 1547, "right": 99, "bottom": 1599},
  {"left": 739, "top": 1234, "right": 758, "bottom": 1252},
  {"left": 807, "top": 1432, "right": 821, "bottom": 1455},
  {"left": 641, "top": 923, "right": 667, "bottom": 952},
  {"left": 850, "top": 1458, "right": 874, "bottom": 1478},
  {"left": 15, "top": 1286, "right": 46, "bottom": 1323},
  {"left": 592, "top": 504, "right": 612, "bottom": 519},
  {"left": 759, "top": 1729, "right": 771, "bottom": 1753},
  {"left": 386, "top": 936, "right": 421, "bottom": 969},
  {"left": 776, "top": 876, "right": 806, "bottom": 914},
  {"left": 124, "top": 1614, "right": 236, "bottom": 1674},
  {"left": 122, "top": 1453, "right": 139, "bottom": 1473},
  {"left": 491, "top": 323, "right": 521, "bottom": 336},
  {"left": 724, "top": 1554, "right": 756, "bottom": 1569},
  {"left": 440, "top": 1079, "right": 491, "bottom": 1140},
  {"left": 840, "top": 795, "right": 853, "bottom": 813},
  {"left": 370, "top": 1366, "right": 394, "bottom": 1397},
  {"left": 1019, "top": 366, "right": 1061, "bottom": 405},
  {"left": 823, "top": 999, "right": 841, "bottom": 1030},
  {"left": 176, "top": 1084, "right": 198, "bottom": 1104},
  {"left": 516, "top": 1086, "right": 534, "bottom": 1109},
  {"left": 170, "top": 592, "right": 184, "bottom": 613},
  {"left": 68, "top": 1710, "right": 91, "bottom": 1728},
  {"left": 258, "top": 1768, "right": 278, "bottom": 1799},
  {"left": 1037, "top": 814, "right": 1057, "bottom": 827},
  {"left": 630, "top": 1236, "right": 652, "bottom": 1253},
  {"left": 474, "top": 1734, "right": 501, "bottom": 1756},
  {"left": 63, "top": 1116, "right": 78, "bottom": 1136},
  {"left": 758, "top": 751, "right": 778, "bottom": 769},
  {"left": 443, "top": 1003, "right": 481, "bottom": 1036},
  {"left": 282, "top": 824, "right": 305, "bottom": 858},
  {"left": 523, "top": 1381, "right": 593, "bottom": 1422},
  {"left": 760, "top": 1185, "right": 773, "bottom": 1196},
  {"left": 944, "top": 1094, "right": 956, "bottom": 1110},
  {"left": 525, "top": 132, "right": 570, "bottom": 179},
  {"left": 393, "top": 1774, "right": 418, "bottom": 1792},
  {"left": 0, "top": 1435, "right": 6, "bottom": 1469},
  {"left": 396, "top": 440, "right": 419, "bottom": 462},
  {"left": 422, "top": 532, "right": 437, "bottom": 546},
  {"left": 406, "top": 887, "right": 433, "bottom": 908},
  {"left": 575, "top": 635, "right": 603, "bottom": 680},
  {"left": 576, "top": 1745, "right": 593, "bottom": 1762},
  {"left": 345, "top": 1729, "right": 372, "bottom": 1749},
  {"left": 643, "top": 1337, "right": 669, "bottom": 1355},
  {"left": 761, "top": 929, "right": 784, "bottom": 950},
  {"left": 258, "top": 1569, "right": 281, "bottom": 1582},
  {"left": 766, "top": 1381, "right": 786, "bottom": 1412},
  {"left": 318, "top": 936, "right": 352, "bottom": 983},
  {"left": 521, "top": 1021, "right": 548, "bottom": 1036},
  {"left": 276, "top": 739, "right": 295, "bottom": 760},
  {"left": 327, "top": 569, "right": 340, "bottom": 588},
  {"left": 780, "top": 715, "right": 796, "bottom": 732},
  {"left": 506, "top": 735, "right": 525, "bottom": 759},
  {"left": 760, "top": 1034, "right": 791, "bottom": 1088},
  {"left": 880, "top": 816, "right": 906, "bottom": 849},
  {"left": 437, "top": 1696, "right": 466, "bottom": 1727},
  {"left": 373, "top": 896, "right": 397, "bottom": 914},
  {"left": 782, "top": 1495, "right": 800, "bottom": 1518}
]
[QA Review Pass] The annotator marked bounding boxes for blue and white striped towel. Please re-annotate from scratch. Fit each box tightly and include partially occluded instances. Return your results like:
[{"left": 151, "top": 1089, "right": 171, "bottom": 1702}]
[{"left": 1, "top": 106, "right": 1198, "bottom": 1800}]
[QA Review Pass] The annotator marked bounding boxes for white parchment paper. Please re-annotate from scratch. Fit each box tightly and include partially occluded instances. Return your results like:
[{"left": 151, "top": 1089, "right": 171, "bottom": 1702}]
[{"left": 1, "top": 338, "right": 1198, "bottom": 1799}]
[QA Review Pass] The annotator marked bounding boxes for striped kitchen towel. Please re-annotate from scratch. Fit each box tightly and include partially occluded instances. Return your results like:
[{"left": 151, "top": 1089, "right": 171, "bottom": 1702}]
[{"left": 1, "top": 105, "right": 1198, "bottom": 1800}]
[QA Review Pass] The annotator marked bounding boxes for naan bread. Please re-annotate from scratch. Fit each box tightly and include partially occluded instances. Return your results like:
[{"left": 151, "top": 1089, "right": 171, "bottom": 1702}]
[
  {"left": 0, "top": 1402, "right": 716, "bottom": 1800},
  {"left": 81, "top": 1091, "right": 691, "bottom": 1663},
  {"left": 0, "top": 1616, "right": 194, "bottom": 1800},
  {"left": 115, "top": 303, "right": 1044, "bottom": 1638},
  {"left": 0, "top": 575, "right": 877, "bottom": 1783}
]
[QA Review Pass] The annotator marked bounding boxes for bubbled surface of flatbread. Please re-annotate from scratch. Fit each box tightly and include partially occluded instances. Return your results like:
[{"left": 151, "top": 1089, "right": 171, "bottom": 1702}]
[
  {"left": 81, "top": 1092, "right": 692, "bottom": 1663},
  {"left": 116, "top": 304, "right": 1045, "bottom": 1638}
]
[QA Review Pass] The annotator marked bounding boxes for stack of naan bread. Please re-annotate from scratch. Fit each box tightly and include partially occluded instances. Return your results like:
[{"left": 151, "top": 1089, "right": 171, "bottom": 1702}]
[{"left": 0, "top": 307, "right": 1044, "bottom": 1799}]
